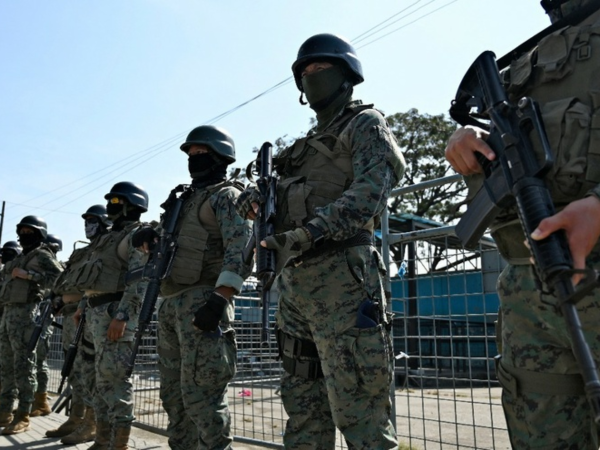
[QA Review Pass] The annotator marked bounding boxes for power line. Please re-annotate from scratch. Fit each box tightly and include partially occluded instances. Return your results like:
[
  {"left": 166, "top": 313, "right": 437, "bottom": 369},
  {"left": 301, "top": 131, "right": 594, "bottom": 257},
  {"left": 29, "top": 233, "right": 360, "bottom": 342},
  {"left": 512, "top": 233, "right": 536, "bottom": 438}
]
[{"left": 9, "top": 1, "right": 457, "bottom": 219}]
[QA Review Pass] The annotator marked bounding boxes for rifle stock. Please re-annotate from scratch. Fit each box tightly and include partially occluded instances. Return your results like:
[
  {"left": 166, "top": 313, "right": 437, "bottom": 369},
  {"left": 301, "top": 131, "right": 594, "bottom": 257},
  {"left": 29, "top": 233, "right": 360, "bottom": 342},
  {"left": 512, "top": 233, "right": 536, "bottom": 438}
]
[{"left": 450, "top": 51, "right": 600, "bottom": 423}]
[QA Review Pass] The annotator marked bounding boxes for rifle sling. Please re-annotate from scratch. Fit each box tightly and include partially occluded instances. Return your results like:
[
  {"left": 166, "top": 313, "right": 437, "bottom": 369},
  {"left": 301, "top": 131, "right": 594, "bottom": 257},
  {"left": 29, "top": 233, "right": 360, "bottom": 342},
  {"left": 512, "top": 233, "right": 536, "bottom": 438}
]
[{"left": 87, "top": 291, "right": 124, "bottom": 308}]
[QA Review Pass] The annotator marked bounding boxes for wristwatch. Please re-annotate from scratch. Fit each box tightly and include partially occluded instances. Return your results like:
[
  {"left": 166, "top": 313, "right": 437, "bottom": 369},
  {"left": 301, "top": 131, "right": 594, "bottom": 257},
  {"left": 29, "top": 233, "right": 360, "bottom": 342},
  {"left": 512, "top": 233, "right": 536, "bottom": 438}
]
[
  {"left": 305, "top": 223, "right": 325, "bottom": 249},
  {"left": 114, "top": 311, "right": 129, "bottom": 321}
]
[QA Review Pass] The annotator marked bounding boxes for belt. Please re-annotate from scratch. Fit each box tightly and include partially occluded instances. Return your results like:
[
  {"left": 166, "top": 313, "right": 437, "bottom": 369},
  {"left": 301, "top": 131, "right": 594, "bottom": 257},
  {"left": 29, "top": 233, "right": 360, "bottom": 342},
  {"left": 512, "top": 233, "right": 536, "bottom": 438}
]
[
  {"left": 293, "top": 229, "right": 372, "bottom": 266},
  {"left": 87, "top": 292, "right": 124, "bottom": 308}
]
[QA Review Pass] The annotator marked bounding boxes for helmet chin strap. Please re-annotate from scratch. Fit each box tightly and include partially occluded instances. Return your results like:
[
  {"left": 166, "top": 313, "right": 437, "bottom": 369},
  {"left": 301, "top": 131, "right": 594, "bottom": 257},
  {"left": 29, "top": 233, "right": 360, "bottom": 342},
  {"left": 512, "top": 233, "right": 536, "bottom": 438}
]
[{"left": 299, "top": 92, "right": 308, "bottom": 105}]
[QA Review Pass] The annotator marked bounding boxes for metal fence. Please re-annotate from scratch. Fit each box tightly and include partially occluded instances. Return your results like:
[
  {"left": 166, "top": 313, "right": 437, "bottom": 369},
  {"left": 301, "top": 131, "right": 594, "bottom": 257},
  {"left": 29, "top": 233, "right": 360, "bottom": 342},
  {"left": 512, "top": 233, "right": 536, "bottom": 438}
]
[{"left": 43, "top": 175, "right": 511, "bottom": 449}]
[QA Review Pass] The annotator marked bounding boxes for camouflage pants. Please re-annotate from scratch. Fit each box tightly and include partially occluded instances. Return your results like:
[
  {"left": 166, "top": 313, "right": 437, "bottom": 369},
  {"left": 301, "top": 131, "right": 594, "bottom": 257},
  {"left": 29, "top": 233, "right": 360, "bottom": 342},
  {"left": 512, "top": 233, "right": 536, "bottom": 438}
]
[
  {"left": 35, "top": 315, "right": 53, "bottom": 393},
  {"left": 60, "top": 305, "right": 87, "bottom": 411},
  {"left": 276, "top": 245, "right": 397, "bottom": 450},
  {"left": 0, "top": 303, "right": 37, "bottom": 414},
  {"left": 157, "top": 288, "right": 237, "bottom": 450},
  {"left": 497, "top": 261, "right": 600, "bottom": 449},
  {"left": 76, "top": 308, "right": 97, "bottom": 409},
  {"left": 88, "top": 301, "right": 138, "bottom": 425}
]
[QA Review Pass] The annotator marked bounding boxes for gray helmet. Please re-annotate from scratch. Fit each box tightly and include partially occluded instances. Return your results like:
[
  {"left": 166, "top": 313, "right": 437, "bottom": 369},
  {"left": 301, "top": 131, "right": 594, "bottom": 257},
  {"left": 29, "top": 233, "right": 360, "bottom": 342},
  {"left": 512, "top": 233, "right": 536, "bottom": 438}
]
[
  {"left": 45, "top": 234, "right": 63, "bottom": 252},
  {"left": 16, "top": 215, "right": 48, "bottom": 239},
  {"left": 180, "top": 125, "right": 236, "bottom": 163},
  {"left": 1, "top": 241, "right": 22, "bottom": 255},
  {"left": 82, "top": 204, "right": 112, "bottom": 227},
  {"left": 104, "top": 182, "right": 149, "bottom": 212},
  {"left": 292, "top": 33, "right": 364, "bottom": 91}
]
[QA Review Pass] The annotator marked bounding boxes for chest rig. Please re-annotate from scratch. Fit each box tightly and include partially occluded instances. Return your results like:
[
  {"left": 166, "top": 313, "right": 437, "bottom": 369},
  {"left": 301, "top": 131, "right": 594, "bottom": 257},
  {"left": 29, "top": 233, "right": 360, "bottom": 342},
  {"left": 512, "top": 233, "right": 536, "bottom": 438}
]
[
  {"left": 272, "top": 102, "right": 375, "bottom": 234},
  {"left": 160, "top": 181, "right": 243, "bottom": 297}
]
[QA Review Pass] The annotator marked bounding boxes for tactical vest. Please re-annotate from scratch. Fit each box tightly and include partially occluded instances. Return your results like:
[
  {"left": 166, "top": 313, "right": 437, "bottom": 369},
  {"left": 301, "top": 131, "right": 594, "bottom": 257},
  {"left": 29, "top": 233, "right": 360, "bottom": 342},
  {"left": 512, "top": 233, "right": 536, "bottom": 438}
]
[
  {"left": 74, "top": 223, "right": 139, "bottom": 294},
  {"left": 161, "top": 181, "right": 242, "bottom": 297},
  {"left": 0, "top": 244, "right": 56, "bottom": 305},
  {"left": 273, "top": 102, "right": 383, "bottom": 234},
  {"left": 53, "top": 245, "right": 92, "bottom": 298},
  {"left": 491, "top": 12, "right": 600, "bottom": 262}
]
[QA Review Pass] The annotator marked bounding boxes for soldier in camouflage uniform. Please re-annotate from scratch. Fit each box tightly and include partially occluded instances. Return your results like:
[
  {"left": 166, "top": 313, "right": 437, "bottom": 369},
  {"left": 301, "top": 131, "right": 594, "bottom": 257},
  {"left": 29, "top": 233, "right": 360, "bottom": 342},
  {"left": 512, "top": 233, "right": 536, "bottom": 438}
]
[
  {"left": 73, "top": 182, "right": 149, "bottom": 450},
  {"left": 0, "top": 241, "right": 22, "bottom": 404},
  {"left": 45, "top": 205, "right": 111, "bottom": 445},
  {"left": 134, "top": 125, "right": 252, "bottom": 450},
  {"left": 30, "top": 233, "right": 63, "bottom": 418},
  {"left": 445, "top": 1, "right": 600, "bottom": 448},
  {"left": 236, "top": 34, "right": 405, "bottom": 449},
  {"left": 0, "top": 216, "right": 63, "bottom": 434}
]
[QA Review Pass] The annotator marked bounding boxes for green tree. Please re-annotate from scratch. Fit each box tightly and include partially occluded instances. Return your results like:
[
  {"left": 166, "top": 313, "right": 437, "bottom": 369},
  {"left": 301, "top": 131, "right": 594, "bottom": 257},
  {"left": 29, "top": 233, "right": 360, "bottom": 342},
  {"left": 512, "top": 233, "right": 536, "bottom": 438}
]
[{"left": 387, "top": 108, "right": 466, "bottom": 223}]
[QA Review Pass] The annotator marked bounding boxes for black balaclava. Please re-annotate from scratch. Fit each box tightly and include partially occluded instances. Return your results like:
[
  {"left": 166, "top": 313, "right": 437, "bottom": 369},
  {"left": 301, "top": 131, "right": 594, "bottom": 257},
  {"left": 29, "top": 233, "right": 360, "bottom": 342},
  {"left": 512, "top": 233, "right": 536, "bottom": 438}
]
[
  {"left": 18, "top": 231, "right": 42, "bottom": 253},
  {"left": 106, "top": 201, "right": 141, "bottom": 230},
  {"left": 188, "top": 152, "right": 228, "bottom": 188},
  {"left": 1, "top": 249, "right": 17, "bottom": 263}
]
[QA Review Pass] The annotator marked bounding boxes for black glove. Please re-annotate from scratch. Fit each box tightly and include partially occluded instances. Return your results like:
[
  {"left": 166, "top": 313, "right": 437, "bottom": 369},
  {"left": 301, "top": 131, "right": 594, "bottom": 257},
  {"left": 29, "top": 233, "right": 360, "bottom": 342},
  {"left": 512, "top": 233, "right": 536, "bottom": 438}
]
[
  {"left": 193, "top": 291, "right": 228, "bottom": 331},
  {"left": 132, "top": 226, "right": 159, "bottom": 249}
]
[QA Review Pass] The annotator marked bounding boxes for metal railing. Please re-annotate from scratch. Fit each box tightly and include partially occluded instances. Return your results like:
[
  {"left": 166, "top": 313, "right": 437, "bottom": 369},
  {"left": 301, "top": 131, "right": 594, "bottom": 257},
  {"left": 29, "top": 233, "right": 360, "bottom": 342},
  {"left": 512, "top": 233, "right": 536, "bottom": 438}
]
[{"left": 42, "top": 175, "right": 510, "bottom": 449}]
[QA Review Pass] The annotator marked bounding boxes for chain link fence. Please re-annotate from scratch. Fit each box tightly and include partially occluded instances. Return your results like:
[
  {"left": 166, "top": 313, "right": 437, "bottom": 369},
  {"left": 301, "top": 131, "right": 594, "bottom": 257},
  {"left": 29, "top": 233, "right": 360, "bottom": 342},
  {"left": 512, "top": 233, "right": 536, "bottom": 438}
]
[{"left": 42, "top": 176, "right": 511, "bottom": 449}]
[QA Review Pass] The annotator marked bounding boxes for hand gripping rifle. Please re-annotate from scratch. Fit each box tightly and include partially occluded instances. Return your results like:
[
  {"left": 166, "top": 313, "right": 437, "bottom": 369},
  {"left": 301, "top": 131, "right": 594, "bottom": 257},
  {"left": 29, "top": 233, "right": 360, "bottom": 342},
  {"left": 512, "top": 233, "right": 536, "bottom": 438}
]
[
  {"left": 126, "top": 185, "right": 191, "bottom": 377},
  {"left": 242, "top": 142, "right": 277, "bottom": 346},
  {"left": 27, "top": 293, "right": 56, "bottom": 353},
  {"left": 58, "top": 308, "right": 85, "bottom": 393},
  {"left": 450, "top": 50, "right": 600, "bottom": 423}
]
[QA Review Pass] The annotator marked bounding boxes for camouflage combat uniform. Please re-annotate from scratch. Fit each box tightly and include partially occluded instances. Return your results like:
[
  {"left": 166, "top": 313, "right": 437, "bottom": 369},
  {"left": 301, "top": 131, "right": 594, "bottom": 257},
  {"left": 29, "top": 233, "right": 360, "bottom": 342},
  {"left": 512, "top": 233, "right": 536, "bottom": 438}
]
[
  {"left": 75, "top": 220, "right": 146, "bottom": 440},
  {"left": 272, "top": 100, "right": 405, "bottom": 449},
  {"left": 0, "top": 243, "right": 62, "bottom": 416},
  {"left": 463, "top": 6, "right": 600, "bottom": 448},
  {"left": 157, "top": 182, "right": 252, "bottom": 450}
]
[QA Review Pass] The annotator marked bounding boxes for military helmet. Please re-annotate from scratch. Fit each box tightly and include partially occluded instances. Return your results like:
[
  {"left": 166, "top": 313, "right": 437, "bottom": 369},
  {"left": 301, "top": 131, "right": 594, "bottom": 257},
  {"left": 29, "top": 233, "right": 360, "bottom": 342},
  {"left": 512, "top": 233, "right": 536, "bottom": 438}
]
[
  {"left": 292, "top": 33, "right": 364, "bottom": 91},
  {"left": 180, "top": 125, "right": 236, "bottom": 163},
  {"left": 104, "top": 182, "right": 149, "bottom": 212},
  {"left": 1, "top": 241, "right": 22, "bottom": 255},
  {"left": 16, "top": 215, "right": 48, "bottom": 239},
  {"left": 82, "top": 204, "right": 111, "bottom": 226},
  {"left": 541, "top": 0, "right": 591, "bottom": 20},
  {"left": 45, "top": 234, "right": 63, "bottom": 252}
]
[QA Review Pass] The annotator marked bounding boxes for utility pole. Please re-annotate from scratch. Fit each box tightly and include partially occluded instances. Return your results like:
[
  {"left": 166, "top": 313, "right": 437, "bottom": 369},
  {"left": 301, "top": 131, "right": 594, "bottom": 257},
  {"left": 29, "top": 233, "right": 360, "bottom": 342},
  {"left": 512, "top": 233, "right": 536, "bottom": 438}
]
[{"left": 0, "top": 201, "right": 5, "bottom": 244}]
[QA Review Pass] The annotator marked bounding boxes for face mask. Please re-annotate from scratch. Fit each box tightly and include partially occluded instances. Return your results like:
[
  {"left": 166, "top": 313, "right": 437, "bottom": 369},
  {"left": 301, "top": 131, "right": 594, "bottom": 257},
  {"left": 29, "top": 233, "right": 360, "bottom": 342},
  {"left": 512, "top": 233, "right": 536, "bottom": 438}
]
[
  {"left": 301, "top": 65, "right": 347, "bottom": 111},
  {"left": 188, "top": 153, "right": 219, "bottom": 179},
  {"left": 85, "top": 217, "right": 101, "bottom": 239},
  {"left": 1, "top": 249, "right": 17, "bottom": 263},
  {"left": 106, "top": 203, "right": 124, "bottom": 220},
  {"left": 18, "top": 233, "right": 40, "bottom": 249}
]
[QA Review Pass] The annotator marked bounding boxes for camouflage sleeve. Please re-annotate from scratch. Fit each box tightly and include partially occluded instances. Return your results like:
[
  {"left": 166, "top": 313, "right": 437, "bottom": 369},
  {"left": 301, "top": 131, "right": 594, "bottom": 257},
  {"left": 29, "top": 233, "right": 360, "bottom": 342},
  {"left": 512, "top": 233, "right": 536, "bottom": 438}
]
[
  {"left": 116, "top": 231, "right": 148, "bottom": 319},
  {"left": 30, "top": 250, "right": 63, "bottom": 290},
  {"left": 210, "top": 186, "right": 253, "bottom": 293},
  {"left": 312, "top": 109, "right": 406, "bottom": 241}
]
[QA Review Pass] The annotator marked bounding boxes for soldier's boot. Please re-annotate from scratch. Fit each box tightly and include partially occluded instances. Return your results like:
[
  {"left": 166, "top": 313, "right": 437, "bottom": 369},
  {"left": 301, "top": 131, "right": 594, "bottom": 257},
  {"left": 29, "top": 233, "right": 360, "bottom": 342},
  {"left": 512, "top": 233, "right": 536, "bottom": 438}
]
[
  {"left": 113, "top": 425, "right": 131, "bottom": 450},
  {"left": 1, "top": 411, "right": 30, "bottom": 435},
  {"left": 46, "top": 401, "right": 85, "bottom": 438},
  {"left": 29, "top": 392, "right": 52, "bottom": 417},
  {"left": 86, "top": 420, "right": 111, "bottom": 450},
  {"left": 0, "top": 411, "right": 13, "bottom": 427},
  {"left": 61, "top": 407, "right": 96, "bottom": 444}
]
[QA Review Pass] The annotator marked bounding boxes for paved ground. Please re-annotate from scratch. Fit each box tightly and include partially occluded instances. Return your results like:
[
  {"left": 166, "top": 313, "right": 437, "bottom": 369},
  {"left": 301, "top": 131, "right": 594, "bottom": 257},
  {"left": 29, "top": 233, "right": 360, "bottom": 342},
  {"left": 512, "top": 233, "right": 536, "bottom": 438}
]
[{"left": 0, "top": 396, "right": 269, "bottom": 450}]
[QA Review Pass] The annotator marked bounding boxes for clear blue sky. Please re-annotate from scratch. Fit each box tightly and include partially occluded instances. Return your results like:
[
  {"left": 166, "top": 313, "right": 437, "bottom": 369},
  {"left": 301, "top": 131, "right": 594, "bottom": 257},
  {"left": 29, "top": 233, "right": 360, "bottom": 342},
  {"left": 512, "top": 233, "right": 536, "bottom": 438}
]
[{"left": 0, "top": 0, "right": 549, "bottom": 255}]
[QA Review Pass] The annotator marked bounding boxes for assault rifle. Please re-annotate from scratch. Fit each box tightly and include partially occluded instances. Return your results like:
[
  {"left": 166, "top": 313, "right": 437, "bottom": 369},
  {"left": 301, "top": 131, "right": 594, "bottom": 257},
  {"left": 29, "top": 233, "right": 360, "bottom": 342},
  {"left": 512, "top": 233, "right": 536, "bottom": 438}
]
[
  {"left": 125, "top": 185, "right": 192, "bottom": 377},
  {"left": 242, "top": 142, "right": 277, "bottom": 345},
  {"left": 58, "top": 308, "right": 85, "bottom": 393},
  {"left": 27, "top": 294, "right": 57, "bottom": 353},
  {"left": 450, "top": 50, "right": 600, "bottom": 423}
]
